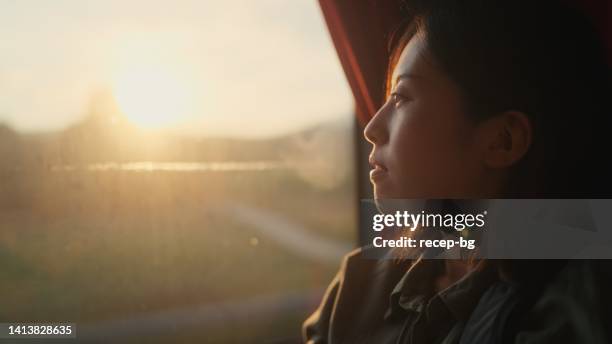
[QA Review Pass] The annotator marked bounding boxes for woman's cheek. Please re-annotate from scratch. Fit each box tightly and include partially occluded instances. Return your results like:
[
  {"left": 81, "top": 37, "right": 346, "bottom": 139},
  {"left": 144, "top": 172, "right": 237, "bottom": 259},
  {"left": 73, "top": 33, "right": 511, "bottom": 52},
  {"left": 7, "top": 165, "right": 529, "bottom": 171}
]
[
  {"left": 386, "top": 114, "right": 430, "bottom": 194},
  {"left": 388, "top": 105, "right": 466, "bottom": 197}
]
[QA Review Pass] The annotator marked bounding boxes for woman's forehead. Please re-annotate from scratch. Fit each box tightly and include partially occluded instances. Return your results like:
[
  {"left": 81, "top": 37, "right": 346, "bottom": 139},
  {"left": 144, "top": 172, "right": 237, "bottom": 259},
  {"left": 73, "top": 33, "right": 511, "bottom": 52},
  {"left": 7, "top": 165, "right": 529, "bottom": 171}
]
[{"left": 391, "top": 34, "right": 432, "bottom": 86}]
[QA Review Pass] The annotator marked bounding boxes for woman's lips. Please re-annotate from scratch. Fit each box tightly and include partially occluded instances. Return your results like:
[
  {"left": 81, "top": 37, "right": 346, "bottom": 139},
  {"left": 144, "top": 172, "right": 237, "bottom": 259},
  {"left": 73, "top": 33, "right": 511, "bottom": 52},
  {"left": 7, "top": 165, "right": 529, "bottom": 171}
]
[
  {"left": 369, "top": 164, "right": 387, "bottom": 181},
  {"left": 368, "top": 155, "right": 388, "bottom": 181}
]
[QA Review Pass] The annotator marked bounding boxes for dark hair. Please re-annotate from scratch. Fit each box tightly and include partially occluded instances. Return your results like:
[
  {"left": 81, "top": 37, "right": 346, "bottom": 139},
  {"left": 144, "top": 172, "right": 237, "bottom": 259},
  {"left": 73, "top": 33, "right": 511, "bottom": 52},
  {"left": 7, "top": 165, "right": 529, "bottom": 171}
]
[{"left": 388, "top": 0, "right": 611, "bottom": 198}]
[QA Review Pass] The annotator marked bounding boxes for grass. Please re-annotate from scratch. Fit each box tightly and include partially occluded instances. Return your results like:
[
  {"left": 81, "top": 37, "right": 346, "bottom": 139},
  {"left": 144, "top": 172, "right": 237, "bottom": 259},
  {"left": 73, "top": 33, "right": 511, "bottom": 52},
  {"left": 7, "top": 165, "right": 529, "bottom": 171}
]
[{"left": 0, "top": 168, "right": 355, "bottom": 342}]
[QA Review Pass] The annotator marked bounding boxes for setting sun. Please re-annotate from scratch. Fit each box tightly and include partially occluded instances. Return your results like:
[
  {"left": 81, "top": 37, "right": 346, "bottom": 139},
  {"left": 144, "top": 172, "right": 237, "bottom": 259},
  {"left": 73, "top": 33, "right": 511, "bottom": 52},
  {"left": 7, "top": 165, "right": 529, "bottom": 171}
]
[
  {"left": 113, "top": 63, "right": 194, "bottom": 128},
  {"left": 110, "top": 35, "right": 199, "bottom": 129}
]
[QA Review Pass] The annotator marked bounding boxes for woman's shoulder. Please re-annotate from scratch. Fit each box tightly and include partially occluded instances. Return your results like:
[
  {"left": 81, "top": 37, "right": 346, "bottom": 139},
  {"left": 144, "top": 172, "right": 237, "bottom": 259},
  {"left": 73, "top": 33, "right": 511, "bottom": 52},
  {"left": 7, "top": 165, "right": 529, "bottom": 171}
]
[
  {"left": 514, "top": 260, "right": 612, "bottom": 343},
  {"left": 302, "top": 247, "right": 411, "bottom": 343}
]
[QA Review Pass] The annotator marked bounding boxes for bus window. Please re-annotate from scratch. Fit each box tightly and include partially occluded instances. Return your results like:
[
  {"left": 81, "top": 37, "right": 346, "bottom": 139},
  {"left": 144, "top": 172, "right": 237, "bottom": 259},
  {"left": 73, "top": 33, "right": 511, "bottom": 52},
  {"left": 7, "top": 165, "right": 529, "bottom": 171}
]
[{"left": 0, "top": 1, "right": 356, "bottom": 342}]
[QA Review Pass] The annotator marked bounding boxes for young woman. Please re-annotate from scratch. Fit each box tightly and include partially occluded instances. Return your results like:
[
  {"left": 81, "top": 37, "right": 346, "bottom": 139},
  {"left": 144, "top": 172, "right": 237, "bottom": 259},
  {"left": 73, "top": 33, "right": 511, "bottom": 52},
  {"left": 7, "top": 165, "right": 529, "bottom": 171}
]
[{"left": 304, "top": 0, "right": 611, "bottom": 343}]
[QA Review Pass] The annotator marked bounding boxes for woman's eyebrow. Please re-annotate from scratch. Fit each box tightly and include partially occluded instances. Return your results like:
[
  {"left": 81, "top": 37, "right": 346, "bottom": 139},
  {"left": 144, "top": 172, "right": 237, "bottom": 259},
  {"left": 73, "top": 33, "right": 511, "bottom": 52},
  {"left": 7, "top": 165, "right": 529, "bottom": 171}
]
[
  {"left": 391, "top": 73, "right": 424, "bottom": 90},
  {"left": 395, "top": 73, "right": 424, "bottom": 84}
]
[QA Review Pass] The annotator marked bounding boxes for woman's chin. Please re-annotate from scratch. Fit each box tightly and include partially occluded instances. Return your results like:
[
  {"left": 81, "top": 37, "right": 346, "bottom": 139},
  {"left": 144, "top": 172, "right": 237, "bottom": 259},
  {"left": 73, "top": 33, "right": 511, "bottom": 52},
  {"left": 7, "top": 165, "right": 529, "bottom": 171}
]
[
  {"left": 373, "top": 183, "right": 426, "bottom": 200},
  {"left": 373, "top": 182, "right": 398, "bottom": 200}
]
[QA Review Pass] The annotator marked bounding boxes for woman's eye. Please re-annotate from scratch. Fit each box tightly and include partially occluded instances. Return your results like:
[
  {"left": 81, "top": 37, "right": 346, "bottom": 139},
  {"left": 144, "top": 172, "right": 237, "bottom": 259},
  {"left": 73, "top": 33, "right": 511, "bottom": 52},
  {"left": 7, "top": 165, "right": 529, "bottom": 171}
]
[{"left": 390, "top": 92, "right": 409, "bottom": 106}]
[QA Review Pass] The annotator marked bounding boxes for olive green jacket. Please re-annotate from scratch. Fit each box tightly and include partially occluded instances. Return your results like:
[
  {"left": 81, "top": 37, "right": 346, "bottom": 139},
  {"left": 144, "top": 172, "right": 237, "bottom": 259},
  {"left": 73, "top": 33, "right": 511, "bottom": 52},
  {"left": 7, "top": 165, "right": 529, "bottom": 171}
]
[{"left": 303, "top": 248, "right": 612, "bottom": 344}]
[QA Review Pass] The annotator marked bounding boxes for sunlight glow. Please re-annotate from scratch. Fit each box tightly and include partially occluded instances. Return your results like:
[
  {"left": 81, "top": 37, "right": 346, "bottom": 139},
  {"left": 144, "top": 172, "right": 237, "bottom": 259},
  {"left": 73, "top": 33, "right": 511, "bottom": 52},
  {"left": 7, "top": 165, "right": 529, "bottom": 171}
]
[{"left": 111, "top": 36, "right": 199, "bottom": 129}]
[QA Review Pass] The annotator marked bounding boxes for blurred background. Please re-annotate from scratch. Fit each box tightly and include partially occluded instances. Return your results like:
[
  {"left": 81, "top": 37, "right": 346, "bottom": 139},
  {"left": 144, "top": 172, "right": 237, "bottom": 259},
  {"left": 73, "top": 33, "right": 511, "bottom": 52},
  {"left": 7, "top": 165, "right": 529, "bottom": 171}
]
[{"left": 0, "top": 0, "right": 357, "bottom": 342}]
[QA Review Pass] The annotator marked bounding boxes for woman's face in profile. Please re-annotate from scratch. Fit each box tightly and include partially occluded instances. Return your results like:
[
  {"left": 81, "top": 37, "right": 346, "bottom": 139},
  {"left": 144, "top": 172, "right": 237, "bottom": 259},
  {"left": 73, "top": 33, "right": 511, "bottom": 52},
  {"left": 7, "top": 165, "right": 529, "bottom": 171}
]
[{"left": 364, "top": 33, "right": 487, "bottom": 200}]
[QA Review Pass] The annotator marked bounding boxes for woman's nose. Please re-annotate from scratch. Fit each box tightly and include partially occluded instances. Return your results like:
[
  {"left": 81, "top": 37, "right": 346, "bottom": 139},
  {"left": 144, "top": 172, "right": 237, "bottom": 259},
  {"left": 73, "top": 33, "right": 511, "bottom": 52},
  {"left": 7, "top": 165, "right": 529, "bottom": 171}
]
[{"left": 363, "top": 106, "right": 389, "bottom": 145}]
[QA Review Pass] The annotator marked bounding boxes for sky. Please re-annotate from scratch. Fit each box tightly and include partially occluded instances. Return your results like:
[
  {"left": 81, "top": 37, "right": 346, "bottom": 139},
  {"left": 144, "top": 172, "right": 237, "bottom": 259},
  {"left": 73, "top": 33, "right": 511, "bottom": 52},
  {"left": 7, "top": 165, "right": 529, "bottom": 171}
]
[{"left": 0, "top": 0, "right": 353, "bottom": 138}]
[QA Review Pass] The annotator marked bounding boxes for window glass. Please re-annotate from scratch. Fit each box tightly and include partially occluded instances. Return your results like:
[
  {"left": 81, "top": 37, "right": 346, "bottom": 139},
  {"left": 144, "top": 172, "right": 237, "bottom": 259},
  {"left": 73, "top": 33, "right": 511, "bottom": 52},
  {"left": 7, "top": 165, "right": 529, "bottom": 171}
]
[{"left": 0, "top": 1, "right": 355, "bottom": 341}]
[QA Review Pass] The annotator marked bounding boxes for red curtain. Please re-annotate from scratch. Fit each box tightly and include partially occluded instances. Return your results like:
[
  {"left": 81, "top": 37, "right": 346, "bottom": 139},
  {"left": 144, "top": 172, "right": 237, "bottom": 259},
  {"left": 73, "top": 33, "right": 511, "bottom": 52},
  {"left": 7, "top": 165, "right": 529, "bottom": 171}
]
[{"left": 318, "top": 0, "right": 402, "bottom": 126}]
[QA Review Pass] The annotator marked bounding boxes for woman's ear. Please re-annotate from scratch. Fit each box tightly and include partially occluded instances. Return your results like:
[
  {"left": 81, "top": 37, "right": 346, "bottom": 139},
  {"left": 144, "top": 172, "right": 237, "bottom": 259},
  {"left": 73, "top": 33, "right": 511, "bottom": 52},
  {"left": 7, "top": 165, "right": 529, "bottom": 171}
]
[{"left": 477, "top": 111, "right": 533, "bottom": 168}]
